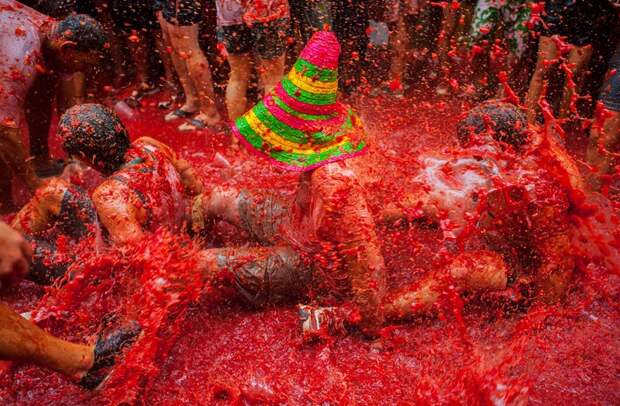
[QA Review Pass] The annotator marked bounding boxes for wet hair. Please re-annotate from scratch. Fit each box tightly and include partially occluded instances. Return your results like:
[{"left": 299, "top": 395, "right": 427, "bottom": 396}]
[
  {"left": 59, "top": 104, "right": 130, "bottom": 175},
  {"left": 53, "top": 14, "right": 107, "bottom": 52},
  {"left": 457, "top": 101, "right": 528, "bottom": 149}
]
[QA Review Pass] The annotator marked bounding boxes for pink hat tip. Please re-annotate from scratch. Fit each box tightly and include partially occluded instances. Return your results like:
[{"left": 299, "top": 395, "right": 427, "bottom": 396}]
[{"left": 299, "top": 31, "right": 340, "bottom": 70}]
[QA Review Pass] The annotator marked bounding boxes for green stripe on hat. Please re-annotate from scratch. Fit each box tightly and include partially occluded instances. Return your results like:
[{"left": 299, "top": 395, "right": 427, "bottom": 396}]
[
  {"left": 281, "top": 78, "right": 337, "bottom": 105},
  {"left": 253, "top": 102, "right": 309, "bottom": 144},
  {"left": 270, "top": 138, "right": 365, "bottom": 167},
  {"left": 272, "top": 95, "right": 333, "bottom": 121},
  {"left": 236, "top": 116, "right": 265, "bottom": 149},
  {"left": 294, "top": 59, "right": 338, "bottom": 83}
]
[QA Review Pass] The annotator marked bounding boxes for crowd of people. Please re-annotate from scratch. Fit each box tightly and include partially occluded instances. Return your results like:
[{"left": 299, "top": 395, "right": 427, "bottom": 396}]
[{"left": 1, "top": 0, "right": 619, "bottom": 393}]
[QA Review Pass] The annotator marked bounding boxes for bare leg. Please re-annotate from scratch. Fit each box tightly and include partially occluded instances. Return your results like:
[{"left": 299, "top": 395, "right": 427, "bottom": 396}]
[
  {"left": 586, "top": 110, "right": 620, "bottom": 187},
  {"left": 226, "top": 54, "right": 252, "bottom": 121},
  {"left": 383, "top": 250, "right": 508, "bottom": 320},
  {"left": 192, "top": 187, "right": 244, "bottom": 232},
  {"left": 558, "top": 44, "right": 593, "bottom": 119},
  {"left": 259, "top": 54, "right": 286, "bottom": 95},
  {"left": 153, "top": 18, "right": 178, "bottom": 92},
  {"left": 525, "top": 36, "right": 558, "bottom": 125},
  {"left": 161, "top": 19, "right": 199, "bottom": 112},
  {"left": 389, "top": 15, "right": 407, "bottom": 85},
  {"left": 0, "top": 303, "right": 93, "bottom": 378},
  {"left": 127, "top": 32, "right": 152, "bottom": 89},
  {"left": 167, "top": 23, "right": 221, "bottom": 124},
  {"left": 0, "top": 127, "right": 40, "bottom": 191}
]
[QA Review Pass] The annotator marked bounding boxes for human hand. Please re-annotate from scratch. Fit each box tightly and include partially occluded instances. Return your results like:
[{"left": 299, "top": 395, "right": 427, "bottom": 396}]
[{"left": 0, "top": 222, "right": 31, "bottom": 290}]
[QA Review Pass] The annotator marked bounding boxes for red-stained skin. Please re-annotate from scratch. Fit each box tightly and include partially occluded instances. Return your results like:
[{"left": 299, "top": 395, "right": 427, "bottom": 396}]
[{"left": 0, "top": 84, "right": 619, "bottom": 404}]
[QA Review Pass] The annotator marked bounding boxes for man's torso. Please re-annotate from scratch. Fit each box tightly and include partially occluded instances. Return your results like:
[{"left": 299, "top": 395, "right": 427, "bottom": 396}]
[{"left": 0, "top": 0, "right": 49, "bottom": 128}]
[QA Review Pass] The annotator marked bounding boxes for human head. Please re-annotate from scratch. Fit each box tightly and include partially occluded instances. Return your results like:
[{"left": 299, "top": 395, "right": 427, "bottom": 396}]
[
  {"left": 457, "top": 101, "right": 529, "bottom": 150},
  {"left": 59, "top": 104, "right": 130, "bottom": 175},
  {"left": 46, "top": 14, "right": 107, "bottom": 73}
]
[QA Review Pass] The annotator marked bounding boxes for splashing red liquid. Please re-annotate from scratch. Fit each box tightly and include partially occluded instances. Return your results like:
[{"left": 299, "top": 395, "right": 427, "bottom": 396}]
[{"left": 1, "top": 91, "right": 619, "bottom": 404}]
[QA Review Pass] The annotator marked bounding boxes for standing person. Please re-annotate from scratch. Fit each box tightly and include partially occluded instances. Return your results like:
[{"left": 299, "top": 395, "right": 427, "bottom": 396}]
[
  {"left": 0, "top": 0, "right": 107, "bottom": 213},
  {"left": 525, "top": 0, "right": 616, "bottom": 125},
  {"left": 0, "top": 221, "right": 141, "bottom": 389},
  {"left": 215, "top": 0, "right": 289, "bottom": 121},
  {"left": 289, "top": 0, "right": 333, "bottom": 43},
  {"left": 468, "top": 0, "right": 531, "bottom": 98},
  {"left": 160, "top": 0, "right": 222, "bottom": 131},
  {"left": 110, "top": 0, "right": 162, "bottom": 100}
]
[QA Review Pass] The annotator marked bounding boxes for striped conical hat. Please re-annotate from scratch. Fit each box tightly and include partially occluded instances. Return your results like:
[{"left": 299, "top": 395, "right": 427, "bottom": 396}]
[{"left": 231, "top": 31, "right": 367, "bottom": 171}]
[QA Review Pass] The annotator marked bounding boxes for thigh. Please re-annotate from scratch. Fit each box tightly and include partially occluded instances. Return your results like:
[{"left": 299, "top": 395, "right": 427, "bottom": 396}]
[
  {"left": 253, "top": 18, "right": 289, "bottom": 61},
  {"left": 166, "top": 21, "right": 200, "bottom": 50},
  {"left": 227, "top": 53, "right": 252, "bottom": 78},
  {"left": 237, "top": 190, "right": 291, "bottom": 245},
  {"left": 212, "top": 245, "right": 312, "bottom": 306}
]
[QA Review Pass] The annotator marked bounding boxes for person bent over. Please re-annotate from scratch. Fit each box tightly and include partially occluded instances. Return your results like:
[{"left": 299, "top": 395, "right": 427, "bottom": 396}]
[
  {"left": 193, "top": 32, "right": 386, "bottom": 338},
  {"left": 0, "top": 1, "right": 107, "bottom": 213},
  {"left": 0, "top": 221, "right": 141, "bottom": 389},
  {"left": 56, "top": 104, "right": 202, "bottom": 244},
  {"left": 381, "top": 101, "right": 582, "bottom": 319}
]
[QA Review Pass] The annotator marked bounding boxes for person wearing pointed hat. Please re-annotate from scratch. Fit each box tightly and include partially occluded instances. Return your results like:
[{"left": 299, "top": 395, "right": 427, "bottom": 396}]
[{"left": 192, "top": 30, "right": 387, "bottom": 338}]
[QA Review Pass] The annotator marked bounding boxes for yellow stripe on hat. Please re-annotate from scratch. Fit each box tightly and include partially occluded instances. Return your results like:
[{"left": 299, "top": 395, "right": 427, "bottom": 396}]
[
  {"left": 245, "top": 109, "right": 350, "bottom": 155},
  {"left": 288, "top": 67, "right": 338, "bottom": 95}
]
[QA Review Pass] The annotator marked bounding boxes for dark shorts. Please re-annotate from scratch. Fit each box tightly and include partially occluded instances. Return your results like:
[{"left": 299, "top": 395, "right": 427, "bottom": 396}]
[
  {"left": 542, "top": 0, "right": 614, "bottom": 47},
  {"left": 600, "top": 43, "right": 620, "bottom": 112},
  {"left": 219, "top": 18, "right": 289, "bottom": 60},
  {"left": 215, "top": 190, "right": 313, "bottom": 306},
  {"left": 111, "top": 0, "right": 159, "bottom": 31},
  {"left": 162, "top": 0, "right": 204, "bottom": 26}
]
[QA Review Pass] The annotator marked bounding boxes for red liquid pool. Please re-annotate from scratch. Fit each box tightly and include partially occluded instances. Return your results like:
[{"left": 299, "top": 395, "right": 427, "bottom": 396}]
[{"left": 1, "top": 93, "right": 619, "bottom": 405}]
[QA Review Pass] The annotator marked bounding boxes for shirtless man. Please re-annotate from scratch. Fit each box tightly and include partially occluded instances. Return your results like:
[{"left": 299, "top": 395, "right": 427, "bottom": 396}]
[
  {"left": 380, "top": 100, "right": 584, "bottom": 319},
  {"left": 0, "top": 221, "right": 141, "bottom": 389},
  {"left": 0, "top": 0, "right": 106, "bottom": 212},
  {"left": 58, "top": 103, "right": 203, "bottom": 245}
]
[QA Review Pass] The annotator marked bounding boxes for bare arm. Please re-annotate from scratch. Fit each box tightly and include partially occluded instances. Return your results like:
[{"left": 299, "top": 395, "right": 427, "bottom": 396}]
[{"left": 92, "top": 181, "right": 145, "bottom": 245}]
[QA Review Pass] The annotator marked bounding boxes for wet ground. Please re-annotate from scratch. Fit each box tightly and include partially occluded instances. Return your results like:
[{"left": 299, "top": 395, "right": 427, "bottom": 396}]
[{"left": 1, "top": 93, "right": 619, "bottom": 405}]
